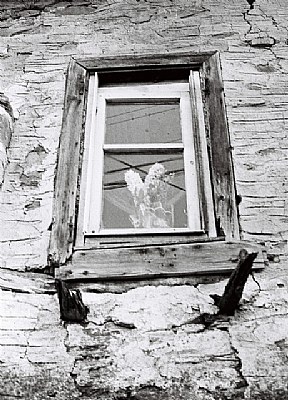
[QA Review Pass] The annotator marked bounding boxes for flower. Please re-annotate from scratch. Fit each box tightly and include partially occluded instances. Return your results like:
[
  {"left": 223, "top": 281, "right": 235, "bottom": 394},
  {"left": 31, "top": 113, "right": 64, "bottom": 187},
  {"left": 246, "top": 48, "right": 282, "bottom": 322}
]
[
  {"left": 124, "top": 162, "right": 173, "bottom": 229},
  {"left": 124, "top": 169, "right": 144, "bottom": 198},
  {"left": 144, "top": 162, "right": 171, "bottom": 204}
]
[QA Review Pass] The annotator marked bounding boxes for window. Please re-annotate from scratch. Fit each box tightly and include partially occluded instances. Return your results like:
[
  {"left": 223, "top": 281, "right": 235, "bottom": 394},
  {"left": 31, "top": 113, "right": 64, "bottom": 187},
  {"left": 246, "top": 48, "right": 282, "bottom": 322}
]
[
  {"left": 76, "top": 69, "right": 218, "bottom": 248},
  {"left": 82, "top": 77, "right": 212, "bottom": 237},
  {"left": 49, "top": 52, "right": 251, "bottom": 280}
]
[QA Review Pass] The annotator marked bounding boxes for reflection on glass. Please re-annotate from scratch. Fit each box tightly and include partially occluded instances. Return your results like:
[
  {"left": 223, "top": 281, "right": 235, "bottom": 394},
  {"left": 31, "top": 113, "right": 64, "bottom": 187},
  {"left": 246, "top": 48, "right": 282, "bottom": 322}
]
[
  {"left": 102, "top": 153, "right": 187, "bottom": 230},
  {"left": 105, "top": 101, "right": 182, "bottom": 144}
]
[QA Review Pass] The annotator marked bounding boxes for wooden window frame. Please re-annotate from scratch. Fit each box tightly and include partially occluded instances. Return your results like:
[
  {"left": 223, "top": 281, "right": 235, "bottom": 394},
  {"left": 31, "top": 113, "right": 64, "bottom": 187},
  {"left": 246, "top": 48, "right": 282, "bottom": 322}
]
[
  {"left": 48, "top": 52, "right": 263, "bottom": 280},
  {"left": 81, "top": 80, "right": 205, "bottom": 237}
]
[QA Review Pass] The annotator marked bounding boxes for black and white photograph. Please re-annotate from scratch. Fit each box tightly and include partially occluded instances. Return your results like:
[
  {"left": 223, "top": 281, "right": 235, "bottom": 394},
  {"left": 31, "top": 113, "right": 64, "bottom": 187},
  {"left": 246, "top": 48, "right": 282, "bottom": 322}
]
[{"left": 0, "top": 0, "right": 287, "bottom": 398}]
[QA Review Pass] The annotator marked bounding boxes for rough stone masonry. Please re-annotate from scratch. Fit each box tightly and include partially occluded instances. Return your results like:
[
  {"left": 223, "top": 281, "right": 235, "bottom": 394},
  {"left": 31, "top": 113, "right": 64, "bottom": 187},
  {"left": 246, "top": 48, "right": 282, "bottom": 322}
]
[{"left": 0, "top": 0, "right": 287, "bottom": 399}]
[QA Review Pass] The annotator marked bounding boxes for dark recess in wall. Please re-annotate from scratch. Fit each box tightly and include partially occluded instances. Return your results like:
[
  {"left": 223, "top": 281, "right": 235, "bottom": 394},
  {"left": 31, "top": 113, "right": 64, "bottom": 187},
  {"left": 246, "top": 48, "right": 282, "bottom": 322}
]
[{"left": 246, "top": 0, "right": 256, "bottom": 9}]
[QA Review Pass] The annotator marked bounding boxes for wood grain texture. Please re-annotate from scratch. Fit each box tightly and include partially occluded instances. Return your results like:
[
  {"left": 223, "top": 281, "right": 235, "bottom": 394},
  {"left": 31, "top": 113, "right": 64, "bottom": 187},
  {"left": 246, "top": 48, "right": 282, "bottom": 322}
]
[
  {"left": 57, "top": 241, "right": 265, "bottom": 281},
  {"left": 217, "top": 249, "right": 258, "bottom": 315},
  {"left": 48, "top": 59, "right": 88, "bottom": 265},
  {"left": 49, "top": 52, "right": 241, "bottom": 273},
  {"left": 77, "top": 52, "right": 215, "bottom": 71},
  {"left": 202, "top": 52, "right": 239, "bottom": 240},
  {"left": 56, "top": 279, "right": 89, "bottom": 322}
]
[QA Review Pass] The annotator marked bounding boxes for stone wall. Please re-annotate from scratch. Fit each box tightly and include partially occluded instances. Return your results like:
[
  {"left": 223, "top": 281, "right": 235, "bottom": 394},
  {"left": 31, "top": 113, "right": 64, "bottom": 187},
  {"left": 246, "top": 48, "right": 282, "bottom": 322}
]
[{"left": 0, "top": 0, "right": 287, "bottom": 399}]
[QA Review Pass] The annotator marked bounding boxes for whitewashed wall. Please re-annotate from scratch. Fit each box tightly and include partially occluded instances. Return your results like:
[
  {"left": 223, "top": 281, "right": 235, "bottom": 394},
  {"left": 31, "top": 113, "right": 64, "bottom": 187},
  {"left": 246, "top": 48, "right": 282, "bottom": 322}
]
[{"left": 0, "top": 1, "right": 287, "bottom": 399}]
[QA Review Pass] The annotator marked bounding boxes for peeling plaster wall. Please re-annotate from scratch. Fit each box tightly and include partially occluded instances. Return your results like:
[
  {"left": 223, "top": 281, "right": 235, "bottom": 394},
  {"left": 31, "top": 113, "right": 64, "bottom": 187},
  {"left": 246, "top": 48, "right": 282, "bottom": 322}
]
[
  {"left": 0, "top": 0, "right": 287, "bottom": 269},
  {"left": 0, "top": 0, "right": 288, "bottom": 399},
  {"left": 1, "top": 269, "right": 288, "bottom": 399},
  {"left": 0, "top": 94, "right": 13, "bottom": 185}
]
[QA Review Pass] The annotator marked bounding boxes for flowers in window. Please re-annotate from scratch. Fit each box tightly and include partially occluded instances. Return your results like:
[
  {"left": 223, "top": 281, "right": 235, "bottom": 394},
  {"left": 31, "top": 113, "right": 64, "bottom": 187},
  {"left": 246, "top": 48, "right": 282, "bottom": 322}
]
[{"left": 124, "top": 162, "right": 173, "bottom": 228}]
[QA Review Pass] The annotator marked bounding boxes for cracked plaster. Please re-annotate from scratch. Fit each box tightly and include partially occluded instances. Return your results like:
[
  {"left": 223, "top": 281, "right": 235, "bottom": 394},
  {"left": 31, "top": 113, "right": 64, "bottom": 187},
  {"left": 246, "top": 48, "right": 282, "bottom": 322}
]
[
  {"left": 1, "top": 269, "right": 288, "bottom": 398},
  {"left": 0, "top": 0, "right": 287, "bottom": 398}
]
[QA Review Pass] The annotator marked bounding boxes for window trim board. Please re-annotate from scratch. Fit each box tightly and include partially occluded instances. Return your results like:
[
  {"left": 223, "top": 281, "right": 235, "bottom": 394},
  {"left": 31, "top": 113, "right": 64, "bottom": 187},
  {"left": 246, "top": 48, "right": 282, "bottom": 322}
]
[
  {"left": 201, "top": 52, "right": 239, "bottom": 240},
  {"left": 49, "top": 59, "right": 89, "bottom": 266}
]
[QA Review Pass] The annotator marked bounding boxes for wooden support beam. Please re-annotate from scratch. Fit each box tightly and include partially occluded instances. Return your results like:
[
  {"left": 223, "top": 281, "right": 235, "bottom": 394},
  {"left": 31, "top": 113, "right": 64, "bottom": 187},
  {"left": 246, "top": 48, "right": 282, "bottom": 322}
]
[
  {"left": 213, "top": 249, "right": 258, "bottom": 315},
  {"left": 55, "top": 279, "right": 89, "bottom": 322}
]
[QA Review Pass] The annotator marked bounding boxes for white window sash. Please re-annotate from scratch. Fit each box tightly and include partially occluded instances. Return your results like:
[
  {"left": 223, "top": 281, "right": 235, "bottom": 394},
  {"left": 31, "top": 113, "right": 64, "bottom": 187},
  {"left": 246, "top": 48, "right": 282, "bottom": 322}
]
[{"left": 80, "top": 77, "right": 212, "bottom": 236}]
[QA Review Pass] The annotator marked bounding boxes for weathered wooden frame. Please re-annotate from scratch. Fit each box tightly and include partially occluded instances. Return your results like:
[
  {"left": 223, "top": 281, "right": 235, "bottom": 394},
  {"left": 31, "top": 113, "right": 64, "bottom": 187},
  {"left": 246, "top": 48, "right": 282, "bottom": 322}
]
[{"left": 48, "top": 52, "right": 263, "bottom": 281}]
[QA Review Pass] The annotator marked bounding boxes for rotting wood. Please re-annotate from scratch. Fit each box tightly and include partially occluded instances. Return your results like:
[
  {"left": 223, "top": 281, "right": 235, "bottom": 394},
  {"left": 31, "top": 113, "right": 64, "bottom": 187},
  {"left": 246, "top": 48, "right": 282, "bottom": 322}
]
[
  {"left": 0, "top": 269, "right": 56, "bottom": 294},
  {"left": 48, "top": 59, "right": 88, "bottom": 266},
  {"left": 55, "top": 279, "right": 89, "bottom": 322},
  {"left": 212, "top": 249, "right": 258, "bottom": 315},
  {"left": 76, "top": 52, "right": 216, "bottom": 71},
  {"left": 50, "top": 52, "right": 241, "bottom": 275},
  {"left": 57, "top": 241, "right": 265, "bottom": 281},
  {"left": 202, "top": 52, "right": 239, "bottom": 240},
  {"left": 75, "top": 73, "right": 99, "bottom": 248}
]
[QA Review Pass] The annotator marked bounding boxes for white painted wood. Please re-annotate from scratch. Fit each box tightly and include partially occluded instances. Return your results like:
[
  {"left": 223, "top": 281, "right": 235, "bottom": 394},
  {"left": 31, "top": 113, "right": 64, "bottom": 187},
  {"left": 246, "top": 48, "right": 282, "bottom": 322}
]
[
  {"left": 84, "top": 78, "right": 207, "bottom": 235},
  {"left": 189, "top": 70, "right": 217, "bottom": 237},
  {"left": 88, "top": 227, "right": 204, "bottom": 236},
  {"left": 86, "top": 92, "right": 106, "bottom": 233},
  {"left": 98, "top": 82, "right": 189, "bottom": 98},
  {"left": 180, "top": 92, "right": 201, "bottom": 231},
  {"left": 76, "top": 73, "right": 98, "bottom": 245},
  {"left": 103, "top": 143, "right": 184, "bottom": 151}
]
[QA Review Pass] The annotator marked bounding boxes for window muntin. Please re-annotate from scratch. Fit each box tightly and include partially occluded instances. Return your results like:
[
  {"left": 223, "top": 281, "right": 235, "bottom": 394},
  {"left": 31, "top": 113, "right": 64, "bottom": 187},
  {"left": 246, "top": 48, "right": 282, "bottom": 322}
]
[{"left": 85, "top": 82, "right": 202, "bottom": 235}]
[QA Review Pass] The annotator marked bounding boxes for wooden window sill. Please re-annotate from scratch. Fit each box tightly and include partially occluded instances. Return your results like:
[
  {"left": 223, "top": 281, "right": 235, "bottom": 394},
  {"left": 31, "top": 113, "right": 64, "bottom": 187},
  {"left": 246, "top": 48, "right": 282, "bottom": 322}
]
[{"left": 56, "top": 240, "right": 266, "bottom": 282}]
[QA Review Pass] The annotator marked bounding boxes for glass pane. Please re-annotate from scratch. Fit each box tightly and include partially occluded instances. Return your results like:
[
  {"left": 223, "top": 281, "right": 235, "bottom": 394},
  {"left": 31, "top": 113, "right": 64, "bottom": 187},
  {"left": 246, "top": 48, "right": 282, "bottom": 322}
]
[
  {"left": 101, "top": 152, "right": 188, "bottom": 230},
  {"left": 105, "top": 101, "right": 182, "bottom": 144}
]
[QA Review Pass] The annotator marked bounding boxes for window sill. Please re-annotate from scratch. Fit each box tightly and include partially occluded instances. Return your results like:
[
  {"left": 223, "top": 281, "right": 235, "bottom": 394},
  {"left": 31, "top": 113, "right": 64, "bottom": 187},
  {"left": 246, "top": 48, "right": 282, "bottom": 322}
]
[
  {"left": 56, "top": 240, "right": 266, "bottom": 282},
  {"left": 83, "top": 229, "right": 208, "bottom": 249}
]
